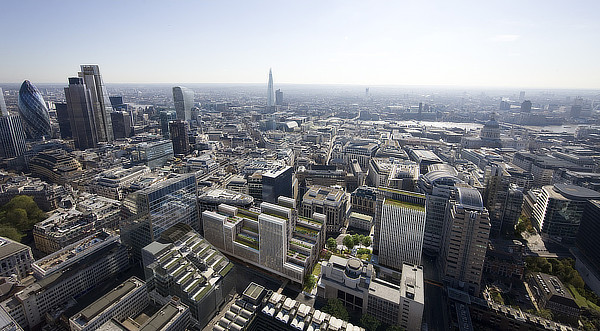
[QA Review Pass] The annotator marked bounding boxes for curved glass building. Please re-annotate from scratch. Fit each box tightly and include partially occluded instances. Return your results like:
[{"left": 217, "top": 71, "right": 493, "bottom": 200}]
[{"left": 18, "top": 80, "right": 51, "bottom": 139}]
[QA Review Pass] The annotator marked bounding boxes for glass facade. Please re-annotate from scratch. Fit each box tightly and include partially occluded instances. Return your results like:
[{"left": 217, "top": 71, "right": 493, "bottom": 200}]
[
  {"left": 172, "top": 86, "right": 194, "bottom": 121},
  {"left": 18, "top": 80, "right": 51, "bottom": 139}
]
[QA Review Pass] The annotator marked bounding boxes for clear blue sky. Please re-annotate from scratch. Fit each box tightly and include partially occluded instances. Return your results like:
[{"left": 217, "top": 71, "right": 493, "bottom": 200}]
[{"left": 1, "top": 0, "right": 599, "bottom": 88}]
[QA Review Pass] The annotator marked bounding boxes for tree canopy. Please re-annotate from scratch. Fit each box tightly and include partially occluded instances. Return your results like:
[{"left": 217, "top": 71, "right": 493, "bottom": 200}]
[
  {"left": 322, "top": 298, "right": 349, "bottom": 321},
  {"left": 0, "top": 195, "right": 46, "bottom": 242}
]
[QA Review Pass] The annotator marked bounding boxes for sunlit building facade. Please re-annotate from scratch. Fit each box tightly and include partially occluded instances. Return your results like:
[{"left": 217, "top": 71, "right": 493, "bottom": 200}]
[{"left": 17, "top": 80, "right": 50, "bottom": 139}]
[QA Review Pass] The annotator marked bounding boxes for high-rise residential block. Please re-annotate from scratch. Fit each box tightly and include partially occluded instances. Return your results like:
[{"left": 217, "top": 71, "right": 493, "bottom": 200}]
[
  {"left": 17, "top": 80, "right": 51, "bottom": 139},
  {"left": 440, "top": 186, "right": 490, "bottom": 296},
  {"left": 172, "top": 87, "right": 194, "bottom": 121}
]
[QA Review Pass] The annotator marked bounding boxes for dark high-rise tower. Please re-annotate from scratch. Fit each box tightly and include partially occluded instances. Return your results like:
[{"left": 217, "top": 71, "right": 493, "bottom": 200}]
[
  {"left": 79, "top": 65, "right": 114, "bottom": 143},
  {"left": 17, "top": 80, "right": 51, "bottom": 139},
  {"left": 169, "top": 120, "right": 190, "bottom": 155},
  {"left": 521, "top": 100, "right": 532, "bottom": 112},
  {"left": 55, "top": 102, "right": 72, "bottom": 139},
  {"left": 0, "top": 115, "right": 26, "bottom": 158},
  {"left": 64, "top": 77, "right": 97, "bottom": 149},
  {"left": 111, "top": 111, "right": 132, "bottom": 139},
  {"left": 267, "top": 68, "right": 274, "bottom": 109},
  {"left": 172, "top": 86, "right": 194, "bottom": 121}
]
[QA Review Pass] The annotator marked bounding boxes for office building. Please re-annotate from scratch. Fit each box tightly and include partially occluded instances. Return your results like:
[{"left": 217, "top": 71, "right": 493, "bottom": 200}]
[
  {"left": 246, "top": 163, "right": 293, "bottom": 204},
  {"left": 159, "top": 111, "right": 177, "bottom": 138},
  {"left": 343, "top": 140, "right": 379, "bottom": 170},
  {"left": 109, "top": 96, "right": 126, "bottom": 111},
  {"left": 54, "top": 102, "right": 72, "bottom": 139},
  {"left": 172, "top": 87, "right": 194, "bottom": 121},
  {"left": 532, "top": 184, "right": 600, "bottom": 243},
  {"left": 169, "top": 120, "right": 190, "bottom": 155},
  {"left": 0, "top": 237, "right": 34, "bottom": 280},
  {"left": 318, "top": 255, "right": 424, "bottom": 329},
  {"left": 483, "top": 163, "right": 524, "bottom": 236},
  {"left": 220, "top": 282, "right": 364, "bottom": 331},
  {"left": 348, "top": 212, "right": 372, "bottom": 232},
  {"left": 0, "top": 176, "right": 68, "bottom": 211},
  {"left": 521, "top": 100, "right": 532, "bottom": 112},
  {"left": 69, "top": 276, "right": 149, "bottom": 331},
  {"left": 372, "top": 187, "right": 425, "bottom": 256},
  {"left": 350, "top": 186, "right": 377, "bottom": 216},
  {"left": 1, "top": 231, "right": 129, "bottom": 329},
  {"left": 29, "top": 149, "right": 82, "bottom": 185},
  {"left": 202, "top": 199, "right": 325, "bottom": 284},
  {"left": 111, "top": 111, "right": 132, "bottom": 139},
  {"left": 266, "top": 69, "right": 274, "bottom": 109},
  {"left": 88, "top": 165, "right": 151, "bottom": 200},
  {"left": 527, "top": 273, "right": 579, "bottom": 324},
  {"left": 275, "top": 88, "right": 283, "bottom": 106},
  {"left": 64, "top": 77, "right": 98, "bottom": 149},
  {"left": 378, "top": 198, "right": 425, "bottom": 268},
  {"left": 0, "top": 88, "right": 7, "bottom": 116},
  {"left": 0, "top": 305, "right": 23, "bottom": 331},
  {"left": 34, "top": 193, "right": 121, "bottom": 253},
  {"left": 409, "top": 149, "right": 443, "bottom": 175},
  {"left": 79, "top": 65, "right": 114, "bottom": 143},
  {"left": 302, "top": 185, "right": 348, "bottom": 235},
  {"left": 121, "top": 174, "right": 199, "bottom": 257},
  {"left": 418, "top": 164, "right": 463, "bottom": 254},
  {"left": 131, "top": 140, "right": 174, "bottom": 169},
  {"left": 0, "top": 115, "right": 26, "bottom": 159},
  {"left": 142, "top": 224, "right": 234, "bottom": 328},
  {"left": 440, "top": 186, "right": 490, "bottom": 296},
  {"left": 17, "top": 80, "right": 51, "bottom": 139}
]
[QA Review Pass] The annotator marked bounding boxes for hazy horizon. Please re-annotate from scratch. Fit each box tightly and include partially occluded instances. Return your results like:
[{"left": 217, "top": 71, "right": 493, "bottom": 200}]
[{"left": 2, "top": 1, "right": 600, "bottom": 89}]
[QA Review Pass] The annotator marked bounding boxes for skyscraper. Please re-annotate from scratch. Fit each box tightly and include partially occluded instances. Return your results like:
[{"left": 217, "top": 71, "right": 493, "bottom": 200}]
[
  {"left": 0, "top": 115, "right": 26, "bottom": 158},
  {"left": 169, "top": 119, "right": 190, "bottom": 155},
  {"left": 275, "top": 88, "right": 284, "bottom": 106},
  {"left": 267, "top": 68, "right": 275, "bottom": 109},
  {"left": 18, "top": 80, "right": 51, "bottom": 139},
  {"left": 440, "top": 186, "right": 490, "bottom": 295},
  {"left": 54, "top": 102, "right": 72, "bottom": 139},
  {"left": 378, "top": 198, "right": 425, "bottom": 268},
  {"left": 79, "top": 65, "right": 114, "bottom": 142},
  {"left": 0, "top": 88, "right": 7, "bottom": 116},
  {"left": 64, "top": 77, "right": 98, "bottom": 149},
  {"left": 110, "top": 111, "right": 132, "bottom": 139},
  {"left": 0, "top": 88, "right": 27, "bottom": 158},
  {"left": 172, "top": 86, "right": 194, "bottom": 121}
]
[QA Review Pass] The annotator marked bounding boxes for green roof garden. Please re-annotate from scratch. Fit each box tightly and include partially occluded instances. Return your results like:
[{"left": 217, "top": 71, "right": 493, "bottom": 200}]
[{"left": 384, "top": 198, "right": 425, "bottom": 212}]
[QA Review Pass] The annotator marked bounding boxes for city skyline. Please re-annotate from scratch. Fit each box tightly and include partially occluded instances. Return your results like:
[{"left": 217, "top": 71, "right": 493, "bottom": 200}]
[{"left": 1, "top": 1, "right": 599, "bottom": 89}]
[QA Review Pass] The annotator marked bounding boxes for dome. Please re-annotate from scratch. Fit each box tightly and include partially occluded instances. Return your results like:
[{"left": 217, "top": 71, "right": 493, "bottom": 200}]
[
  {"left": 484, "top": 118, "right": 500, "bottom": 129},
  {"left": 18, "top": 80, "right": 51, "bottom": 139}
]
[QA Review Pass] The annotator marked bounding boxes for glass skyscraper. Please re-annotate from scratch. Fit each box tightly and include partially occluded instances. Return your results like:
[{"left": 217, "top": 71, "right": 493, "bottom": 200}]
[
  {"left": 267, "top": 68, "right": 274, "bottom": 108},
  {"left": 17, "top": 80, "right": 51, "bottom": 139},
  {"left": 64, "top": 77, "right": 97, "bottom": 149},
  {"left": 172, "top": 86, "right": 194, "bottom": 121},
  {"left": 79, "top": 65, "right": 114, "bottom": 143},
  {"left": 121, "top": 173, "right": 199, "bottom": 257},
  {"left": 0, "top": 115, "right": 26, "bottom": 158}
]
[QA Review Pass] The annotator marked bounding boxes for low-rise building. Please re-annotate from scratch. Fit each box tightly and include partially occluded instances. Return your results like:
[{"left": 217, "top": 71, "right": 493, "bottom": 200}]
[
  {"left": 142, "top": 224, "right": 235, "bottom": 329},
  {"left": 0, "top": 237, "right": 33, "bottom": 280},
  {"left": 527, "top": 272, "right": 579, "bottom": 325},
  {"left": 69, "top": 276, "right": 149, "bottom": 331},
  {"left": 318, "top": 256, "right": 424, "bottom": 330},
  {"left": 302, "top": 185, "right": 347, "bottom": 235}
]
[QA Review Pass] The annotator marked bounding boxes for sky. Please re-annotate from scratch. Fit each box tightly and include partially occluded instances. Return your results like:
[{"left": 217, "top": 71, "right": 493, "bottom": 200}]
[{"left": 1, "top": 0, "right": 599, "bottom": 89}]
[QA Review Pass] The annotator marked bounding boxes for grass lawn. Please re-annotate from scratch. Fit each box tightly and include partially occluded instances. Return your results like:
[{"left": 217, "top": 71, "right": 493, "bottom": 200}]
[{"left": 567, "top": 284, "right": 600, "bottom": 313}]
